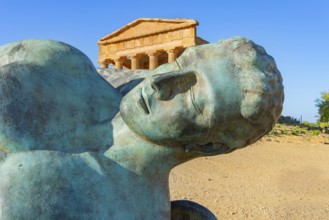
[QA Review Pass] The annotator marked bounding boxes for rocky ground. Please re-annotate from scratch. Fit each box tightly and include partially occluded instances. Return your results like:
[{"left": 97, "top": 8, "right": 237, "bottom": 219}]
[{"left": 169, "top": 137, "right": 329, "bottom": 219}]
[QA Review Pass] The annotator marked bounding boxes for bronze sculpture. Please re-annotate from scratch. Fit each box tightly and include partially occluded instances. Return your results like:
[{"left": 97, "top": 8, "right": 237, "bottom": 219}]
[{"left": 0, "top": 37, "right": 283, "bottom": 219}]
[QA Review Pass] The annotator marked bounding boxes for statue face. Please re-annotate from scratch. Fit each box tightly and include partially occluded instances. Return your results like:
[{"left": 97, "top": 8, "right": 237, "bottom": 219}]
[
  {"left": 121, "top": 68, "right": 205, "bottom": 145},
  {"left": 120, "top": 38, "right": 283, "bottom": 149},
  {"left": 120, "top": 57, "right": 241, "bottom": 146}
]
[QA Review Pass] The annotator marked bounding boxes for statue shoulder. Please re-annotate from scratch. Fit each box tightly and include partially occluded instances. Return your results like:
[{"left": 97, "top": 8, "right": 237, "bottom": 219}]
[{"left": 0, "top": 40, "right": 120, "bottom": 153}]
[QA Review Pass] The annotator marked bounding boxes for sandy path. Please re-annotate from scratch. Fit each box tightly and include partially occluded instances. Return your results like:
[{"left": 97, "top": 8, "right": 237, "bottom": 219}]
[{"left": 169, "top": 142, "right": 329, "bottom": 219}]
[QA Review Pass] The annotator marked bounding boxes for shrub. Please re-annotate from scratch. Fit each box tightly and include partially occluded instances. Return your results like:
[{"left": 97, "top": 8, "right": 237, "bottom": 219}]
[
  {"left": 292, "top": 130, "right": 301, "bottom": 136},
  {"left": 302, "top": 121, "right": 318, "bottom": 128},
  {"left": 319, "top": 122, "right": 329, "bottom": 128},
  {"left": 291, "top": 127, "right": 307, "bottom": 136},
  {"left": 312, "top": 130, "right": 321, "bottom": 135},
  {"left": 281, "top": 130, "right": 289, "bottom": 135}
]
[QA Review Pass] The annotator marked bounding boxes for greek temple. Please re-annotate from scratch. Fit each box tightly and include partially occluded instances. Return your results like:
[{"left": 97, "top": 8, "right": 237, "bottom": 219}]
[{"left": 98, "top": 18, "right": 208, "bottom": 70}]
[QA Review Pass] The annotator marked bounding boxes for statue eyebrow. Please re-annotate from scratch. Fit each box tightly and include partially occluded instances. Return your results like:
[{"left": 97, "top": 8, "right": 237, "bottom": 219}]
[{"left": 190, "top": 86, "right": 202, "bottom": 115}]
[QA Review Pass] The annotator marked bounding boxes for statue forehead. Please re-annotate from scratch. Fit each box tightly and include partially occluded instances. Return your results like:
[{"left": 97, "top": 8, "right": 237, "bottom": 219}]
[
  {"left": 175, "top": 40, "right": 242, "bottom": 95},
  {"left": 176, "top": 37, "right": 257, "bottom": 69},
  {"left": 176, "top": 44, "right": 225, "bottom": 70}
]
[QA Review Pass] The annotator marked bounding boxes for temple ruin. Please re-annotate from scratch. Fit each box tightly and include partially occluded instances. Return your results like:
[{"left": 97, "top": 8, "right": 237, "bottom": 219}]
[{"left": 98, "top": 18, "right": 208, "bottom": 70}]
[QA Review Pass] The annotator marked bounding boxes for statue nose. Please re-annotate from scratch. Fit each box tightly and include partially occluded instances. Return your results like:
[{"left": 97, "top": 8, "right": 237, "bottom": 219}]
[
  {"left": 150, "top": 70, "right": 197, "bottom": 101},
  {"left": 150, "top": 74, "right": 173, "bottom": 100}
]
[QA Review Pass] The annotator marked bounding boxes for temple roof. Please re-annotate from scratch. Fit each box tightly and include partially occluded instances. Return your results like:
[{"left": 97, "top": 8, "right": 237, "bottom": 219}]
[{"left": 98, "top": 18, "right": 198, "bottom": 44}]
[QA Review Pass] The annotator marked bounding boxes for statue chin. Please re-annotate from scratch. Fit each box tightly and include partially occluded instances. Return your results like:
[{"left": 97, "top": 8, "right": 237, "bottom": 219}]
[{"left": 184, "top": 142, "right": 234, "bottom": 156}]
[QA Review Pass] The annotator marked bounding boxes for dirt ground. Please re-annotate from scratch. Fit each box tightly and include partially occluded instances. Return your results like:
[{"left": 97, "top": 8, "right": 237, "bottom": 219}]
[{"left": 169, "top": 141, "right": 329, "bottom": 219}]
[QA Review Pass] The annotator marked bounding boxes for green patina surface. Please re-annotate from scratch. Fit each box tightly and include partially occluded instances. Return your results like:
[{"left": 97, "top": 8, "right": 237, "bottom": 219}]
[{"left": 0, "top": 37, "right": 283, "bottom": 219}]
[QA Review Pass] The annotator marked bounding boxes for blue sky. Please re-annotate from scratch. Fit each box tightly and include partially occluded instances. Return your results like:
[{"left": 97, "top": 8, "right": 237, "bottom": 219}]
[{"left": 1, "top": 0, "right": 328, "bottom": 122}]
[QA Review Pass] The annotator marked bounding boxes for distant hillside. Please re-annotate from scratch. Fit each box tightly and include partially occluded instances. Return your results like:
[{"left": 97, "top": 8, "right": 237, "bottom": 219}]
[{"left": 261, "top": 124, "right": 329, "bottom": 144}]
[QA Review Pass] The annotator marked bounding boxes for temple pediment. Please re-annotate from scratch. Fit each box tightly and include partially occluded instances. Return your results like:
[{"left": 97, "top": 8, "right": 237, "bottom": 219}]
[{"left": 99, "top": 18, "right": 198, "bottom": 44}]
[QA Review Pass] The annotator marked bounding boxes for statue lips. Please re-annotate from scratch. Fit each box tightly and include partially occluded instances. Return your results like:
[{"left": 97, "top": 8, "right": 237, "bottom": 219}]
[{"left": 138, "top": 88, "right": 150, "bottom": 114}]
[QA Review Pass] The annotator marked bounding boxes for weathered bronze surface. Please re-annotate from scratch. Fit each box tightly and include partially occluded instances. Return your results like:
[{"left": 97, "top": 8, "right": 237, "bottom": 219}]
[{"left": 0, "top": 37, "right": 283, "bottom": 219}]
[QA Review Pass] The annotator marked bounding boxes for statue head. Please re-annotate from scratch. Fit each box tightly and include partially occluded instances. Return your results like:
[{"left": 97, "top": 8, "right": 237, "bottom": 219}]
[{"left": 120, "top": 37, "right": 284, "bottom": 155}]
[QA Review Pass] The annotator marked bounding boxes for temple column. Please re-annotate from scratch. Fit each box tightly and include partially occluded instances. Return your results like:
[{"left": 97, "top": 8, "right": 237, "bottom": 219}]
[
  {"left": 148, "top": 51, "right": 160, "bottom": 70},
  {"left": 114, "top": 58, "right": 124, "bottom": 70},
  {"left": 131, "top": 54, "right": 140, "bottom": 70},
  {"left": 167, "top": 49, "right": 178, "bottom": 63}
]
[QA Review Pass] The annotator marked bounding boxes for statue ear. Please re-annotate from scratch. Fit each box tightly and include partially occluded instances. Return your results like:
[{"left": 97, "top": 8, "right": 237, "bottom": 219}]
[{"left": 184, "top": 142, "right": 234, "bottom": 156}]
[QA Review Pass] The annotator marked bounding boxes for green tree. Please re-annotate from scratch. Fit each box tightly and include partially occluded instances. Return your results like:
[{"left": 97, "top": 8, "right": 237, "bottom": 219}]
[
  {"left": 316, "top": 92, "right": 329, "bottom": 123},
  {"left": 278, "top": 115, "right": 300, "bottom": 125}
]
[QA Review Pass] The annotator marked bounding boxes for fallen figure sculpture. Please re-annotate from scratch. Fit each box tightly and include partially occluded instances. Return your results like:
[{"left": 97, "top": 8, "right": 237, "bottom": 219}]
[{"left": 0, "top": 37, "right": 283, "bottom": 219}]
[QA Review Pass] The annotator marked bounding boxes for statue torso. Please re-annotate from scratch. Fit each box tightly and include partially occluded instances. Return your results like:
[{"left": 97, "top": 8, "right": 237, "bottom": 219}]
[{"left": 0, "top": 151, "right": 170, "bottom": 219}]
